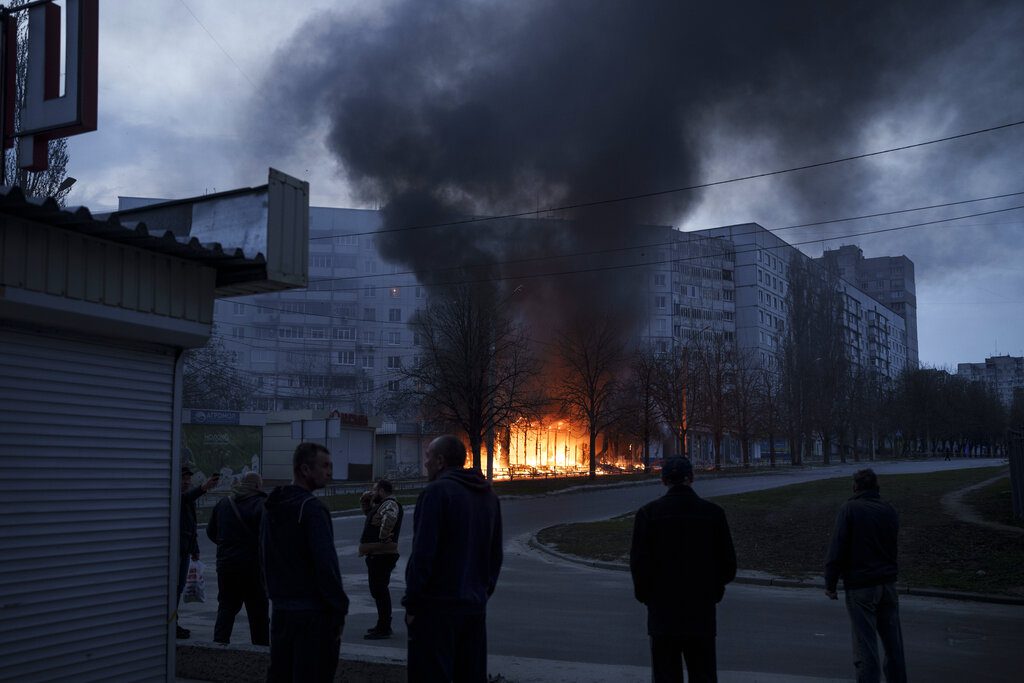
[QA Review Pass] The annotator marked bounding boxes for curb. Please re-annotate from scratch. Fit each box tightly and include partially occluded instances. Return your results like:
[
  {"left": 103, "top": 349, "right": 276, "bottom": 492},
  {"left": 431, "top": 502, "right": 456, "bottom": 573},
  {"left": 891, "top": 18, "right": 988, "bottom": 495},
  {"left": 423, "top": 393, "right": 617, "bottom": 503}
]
[{"left": 527, "top": 535, "right": 1024, "bottom": 606}]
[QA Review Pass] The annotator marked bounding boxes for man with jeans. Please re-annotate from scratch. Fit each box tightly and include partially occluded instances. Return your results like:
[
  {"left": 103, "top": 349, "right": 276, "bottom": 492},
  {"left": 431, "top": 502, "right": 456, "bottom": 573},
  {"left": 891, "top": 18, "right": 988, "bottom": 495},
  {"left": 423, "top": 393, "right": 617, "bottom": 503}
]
[
  {"left": 359, "top": 479, "right": 404, "bottom": 639},
  {"left": 403, "top": 435, "right": 503, "bottom": 682},
  {"left": 262, "top": 442, "right": 349, "bottom": 682},
  {"left": 825, "top": 468, "right": 907, "bottom": 683}
]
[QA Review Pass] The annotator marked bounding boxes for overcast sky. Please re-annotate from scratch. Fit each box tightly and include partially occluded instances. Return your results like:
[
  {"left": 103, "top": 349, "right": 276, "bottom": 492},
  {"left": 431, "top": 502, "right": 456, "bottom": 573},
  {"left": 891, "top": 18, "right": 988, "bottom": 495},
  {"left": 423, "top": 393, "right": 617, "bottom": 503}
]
[{"left": 58, "top": 0, "right": 1024, "bottom": 369}]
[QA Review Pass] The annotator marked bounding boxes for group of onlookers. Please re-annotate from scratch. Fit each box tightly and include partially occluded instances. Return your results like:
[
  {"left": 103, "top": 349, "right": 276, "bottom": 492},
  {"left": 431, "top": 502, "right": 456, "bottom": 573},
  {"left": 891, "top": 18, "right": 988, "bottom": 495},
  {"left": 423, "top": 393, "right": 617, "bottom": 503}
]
[{"left": 177, "top": 442, "right": 905, "bottom": 683}]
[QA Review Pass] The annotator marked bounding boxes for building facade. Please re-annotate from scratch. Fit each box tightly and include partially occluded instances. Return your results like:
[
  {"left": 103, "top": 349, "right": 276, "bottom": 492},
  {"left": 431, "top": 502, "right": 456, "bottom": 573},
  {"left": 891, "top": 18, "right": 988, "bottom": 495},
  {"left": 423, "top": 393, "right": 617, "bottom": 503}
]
[
  {"left": 818, "top": 244, "right": 919, "bottom": 367},
  {"left": 957, "top": 355, "right": 1024, "bottom": 407}
]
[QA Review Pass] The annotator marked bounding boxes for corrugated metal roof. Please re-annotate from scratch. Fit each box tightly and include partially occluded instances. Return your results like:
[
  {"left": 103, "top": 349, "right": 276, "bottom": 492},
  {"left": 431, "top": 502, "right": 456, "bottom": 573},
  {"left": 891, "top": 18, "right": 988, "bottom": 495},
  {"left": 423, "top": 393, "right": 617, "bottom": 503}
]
[{"left": 0, "top": 185, "right": 274, "bottom": 292}]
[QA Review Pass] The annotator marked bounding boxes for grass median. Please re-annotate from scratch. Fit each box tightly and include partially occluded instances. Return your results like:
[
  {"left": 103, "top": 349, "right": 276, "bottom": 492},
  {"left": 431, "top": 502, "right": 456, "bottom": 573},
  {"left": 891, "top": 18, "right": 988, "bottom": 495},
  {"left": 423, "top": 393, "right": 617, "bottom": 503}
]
[{"left": 536, "top": 465, "right": 1024, "bottom": 595}]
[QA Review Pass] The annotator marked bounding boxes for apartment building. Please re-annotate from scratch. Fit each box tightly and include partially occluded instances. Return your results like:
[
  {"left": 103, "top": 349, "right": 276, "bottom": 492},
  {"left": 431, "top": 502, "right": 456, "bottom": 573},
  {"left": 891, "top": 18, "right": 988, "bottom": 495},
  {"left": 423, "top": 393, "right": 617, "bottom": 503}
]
[
  {"left": 696, "top": 223, "right": 909, "bottom": 379},
  {"left": 819, "top": 244, "right": 919, "bottom": 367},
  {"left": 957, "top": 355, "right": 1024, "bottom": 407}
]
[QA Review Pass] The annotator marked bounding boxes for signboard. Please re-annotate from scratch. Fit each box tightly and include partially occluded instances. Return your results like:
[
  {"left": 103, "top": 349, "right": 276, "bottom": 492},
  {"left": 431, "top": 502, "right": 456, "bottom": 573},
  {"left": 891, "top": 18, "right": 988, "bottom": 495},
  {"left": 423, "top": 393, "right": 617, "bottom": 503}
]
[
  {"left": 1, "top": 0, "right": 99, "bottom": 171},
  {"left": 189, "top": 409, "right": 241, "bottom": 425},
  {"left": 182, "top": 423, "right": 263, "bottom": 483}
]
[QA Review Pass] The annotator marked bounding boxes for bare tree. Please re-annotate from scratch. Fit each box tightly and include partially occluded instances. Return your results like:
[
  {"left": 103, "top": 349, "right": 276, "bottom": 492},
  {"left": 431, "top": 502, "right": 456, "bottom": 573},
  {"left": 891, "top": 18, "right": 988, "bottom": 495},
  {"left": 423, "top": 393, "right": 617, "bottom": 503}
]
[
  {"left": 555, "top": 314, "right": 626, "bottom": 480},
  {"left": 400, "top": 284, "right": 540, "bottom": 475},
  {"left": 757, "top": 366, "right": 784, "bottom": 467},
  {"left": 651, "top": 340, "right": 701, "bottom": 459},
  {"left": 183, "top": 335, "right": 255, "bottom": 410},
  {"left": 695, "top": 339, "right": 733, "bottom": 470},
  {"left": 3, "top": 1, "right": 74, "bottom": 203},
  {"left": 728, "top": 346, "right": 763, "bottom": 467},
  {"left": 619, "top": 345, "right": 659, "bottom": 471}
]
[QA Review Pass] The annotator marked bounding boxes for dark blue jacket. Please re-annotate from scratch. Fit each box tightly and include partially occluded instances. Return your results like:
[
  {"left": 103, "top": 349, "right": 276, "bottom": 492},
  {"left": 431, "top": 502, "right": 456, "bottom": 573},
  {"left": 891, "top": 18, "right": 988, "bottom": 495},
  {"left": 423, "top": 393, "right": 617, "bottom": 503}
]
[
  {"left": 260, "top": 485, "right": 349, "bottom": 624},
  {"left": 825, "top": 489, "right": 899, "bottom": 592},
  {"left": 402, "top": 468, "right": 503, "bottom": 615},
  {"left": 206, "top": 491, "right": 266, "bottom": 572},
  {"left": 630, "top": 484, "right": 737, "bottom": 637}
]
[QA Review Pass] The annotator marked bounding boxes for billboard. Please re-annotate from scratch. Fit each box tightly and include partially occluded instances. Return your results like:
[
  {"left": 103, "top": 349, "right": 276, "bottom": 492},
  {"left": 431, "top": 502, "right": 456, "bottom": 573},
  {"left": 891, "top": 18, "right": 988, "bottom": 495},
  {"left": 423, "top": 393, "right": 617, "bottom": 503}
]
[{"left": 182, "top": 423, "right": 262, "bottom": 484}]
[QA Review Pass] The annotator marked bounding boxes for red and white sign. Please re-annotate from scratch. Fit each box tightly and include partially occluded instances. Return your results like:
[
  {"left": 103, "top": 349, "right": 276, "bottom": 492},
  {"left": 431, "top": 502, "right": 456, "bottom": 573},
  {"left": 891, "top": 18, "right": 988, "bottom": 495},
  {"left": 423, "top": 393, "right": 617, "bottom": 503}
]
[{"left": 5, "top": 0, "right": 98, "bottom": 171}]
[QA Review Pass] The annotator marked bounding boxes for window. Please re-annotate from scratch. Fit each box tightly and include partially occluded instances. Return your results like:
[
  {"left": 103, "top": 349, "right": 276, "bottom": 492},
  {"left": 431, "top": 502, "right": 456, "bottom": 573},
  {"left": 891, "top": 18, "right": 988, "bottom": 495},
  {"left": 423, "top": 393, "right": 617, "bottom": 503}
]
[
  {"left": 387, "top": 331, "right": 401, "bottom": 345},
  {"left": 334, "top": 253, "right": 357, "bottom": 269},
  {"left": 308, "top": 327, "right": 326, "bottom": 339},
  {"left": 332, "top": 327, "right": 356, "bottom": 341},
  {"left": 336, "top": 350, "right": 355, "bottom": 365},
  {"left": 387, "top": 355, "right": 402, "bottom": 369},
  {"left": 415, "top": 286, "right": 425, "bottom": 298},
  {"left": 656, "top": 318, "right": 667, "bottom": 333},
  {"left": 364, "top": 286, "right": 376, "bottom": 297},
  {"left": 335, "top": 234, "right": 358, "bottom": 247},
  {"left": 722, "top": 270, "right": 732, "bottom": 281},
  {"left": 278, "top": 326, "right": 303, "bottom": 339},
  {"left": 364, "top": 260, "right": 377, "bottom": 274},
  {"left": 311, "top": 254, "right": 332, "bottom": 268},
  {"left": 654, "top": 274, "right": 667, "bottom": 287},
  {"left": 387, "top": 379, "right": 401, "bottom": 392},
  {"left": 389, "top": 308, "right": 402, "bottom": 322},
  {"left": 231, "top": 326, "right": 245, "bottom": 339},
  {"left": 655, "top": 296, "right": 666, "bottom": 309},
  {"left": 232, "top": 302, "right": 245, "bottom": 315},
  {"left": 362, "top": 355, "right": 375, "bottom": 369},
  {"left": 390, "top": 287, "right": 401, "bottom": 298},
  {"left": 723, "top": 290, "right": 735, "bottom": 302},
  {"left": 251, "top": 350, "right": 274, "bottom": 363}
]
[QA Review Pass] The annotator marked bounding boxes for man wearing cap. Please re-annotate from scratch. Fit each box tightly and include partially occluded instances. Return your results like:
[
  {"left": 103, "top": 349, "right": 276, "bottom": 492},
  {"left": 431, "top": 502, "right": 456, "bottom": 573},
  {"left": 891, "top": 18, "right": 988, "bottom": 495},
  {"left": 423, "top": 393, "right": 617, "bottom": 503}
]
[
  {"left": 630, "top": 457, "right": 736, "bottom": 682},
  {"left": 177, "top": 459, "right": 219, "bottom": 639}
]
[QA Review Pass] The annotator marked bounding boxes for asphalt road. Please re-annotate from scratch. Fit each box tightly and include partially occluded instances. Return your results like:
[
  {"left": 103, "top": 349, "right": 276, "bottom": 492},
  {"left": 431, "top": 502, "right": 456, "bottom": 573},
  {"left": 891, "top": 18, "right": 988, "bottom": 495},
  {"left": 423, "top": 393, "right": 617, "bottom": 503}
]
[{"left": 181, "top": 458, "right": 1023, "bottom": 681}]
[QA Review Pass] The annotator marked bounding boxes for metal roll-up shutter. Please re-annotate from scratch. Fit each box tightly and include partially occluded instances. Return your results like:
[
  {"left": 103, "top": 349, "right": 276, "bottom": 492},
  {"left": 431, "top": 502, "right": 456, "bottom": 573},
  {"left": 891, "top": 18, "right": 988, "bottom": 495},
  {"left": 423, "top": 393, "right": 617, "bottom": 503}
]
[{"left": 0, "top": 328, "right": 176, "bottom": 682}]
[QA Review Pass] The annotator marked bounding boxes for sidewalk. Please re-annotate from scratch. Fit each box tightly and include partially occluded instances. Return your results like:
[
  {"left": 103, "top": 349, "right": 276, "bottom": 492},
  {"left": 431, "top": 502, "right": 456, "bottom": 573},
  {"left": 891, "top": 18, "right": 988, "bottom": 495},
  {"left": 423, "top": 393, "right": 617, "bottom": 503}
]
[{"left": 175, "top": 641, "right": 850, "bottom": 682}]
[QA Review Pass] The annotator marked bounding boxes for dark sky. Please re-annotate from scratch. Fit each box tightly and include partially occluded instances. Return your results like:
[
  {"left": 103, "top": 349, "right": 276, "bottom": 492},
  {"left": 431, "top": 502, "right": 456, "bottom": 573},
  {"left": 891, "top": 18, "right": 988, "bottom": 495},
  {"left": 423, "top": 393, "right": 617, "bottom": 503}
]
[{"left": 67, "top": 1, "right": 1024, "bottom": 367}]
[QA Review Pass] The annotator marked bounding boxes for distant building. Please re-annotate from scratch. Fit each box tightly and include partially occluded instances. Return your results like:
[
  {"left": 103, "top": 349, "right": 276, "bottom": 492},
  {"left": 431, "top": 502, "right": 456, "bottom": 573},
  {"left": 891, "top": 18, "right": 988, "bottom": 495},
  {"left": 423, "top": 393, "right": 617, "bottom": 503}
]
[
  {"left": 957, "top": 355, "right": 1024, "bottom": 407},
  {"left": 818, "top": 244, "right": 919, "bottom": 367},
  {"left": 697, "top": 224, "right": 910, "bottom": 379}
]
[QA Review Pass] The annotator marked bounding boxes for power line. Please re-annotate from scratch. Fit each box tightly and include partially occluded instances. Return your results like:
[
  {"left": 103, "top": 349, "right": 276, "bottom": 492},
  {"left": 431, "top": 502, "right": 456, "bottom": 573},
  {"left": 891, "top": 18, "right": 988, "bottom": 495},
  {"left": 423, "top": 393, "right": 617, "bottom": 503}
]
[
  {"left": 177, "top": 0, "right": 258, "bottom": 89},
  {"left": 218, "top": 201, "right": 1024, "bottom": 326},
  {"left": 309, "top": 119, "right": 1024, "bottom": 240},
  {"left": 301, "top": 190, "right": 1024, "bottom": 289}
]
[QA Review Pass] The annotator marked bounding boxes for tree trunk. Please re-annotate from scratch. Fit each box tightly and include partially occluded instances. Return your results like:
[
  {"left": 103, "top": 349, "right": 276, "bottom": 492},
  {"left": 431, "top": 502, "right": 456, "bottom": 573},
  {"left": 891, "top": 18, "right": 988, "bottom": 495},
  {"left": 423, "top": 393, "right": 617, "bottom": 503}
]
[
  {"left": 741, "top": 438, "right": 750, "bottom": 467},
  {"left": 713, "top": 432, "right": 723, "bottom": 470},
  {"left": 822, "top": 433, "right": 831, "bottom": 465},
  {"left": 768, "top": 432, "right": 776, "bottom": 468},
  {"left": 469, "top": 435, "right": 483, "bottom": 470},
  {"left": 589, "top": 431, "right": 597, "bottom": 480}
]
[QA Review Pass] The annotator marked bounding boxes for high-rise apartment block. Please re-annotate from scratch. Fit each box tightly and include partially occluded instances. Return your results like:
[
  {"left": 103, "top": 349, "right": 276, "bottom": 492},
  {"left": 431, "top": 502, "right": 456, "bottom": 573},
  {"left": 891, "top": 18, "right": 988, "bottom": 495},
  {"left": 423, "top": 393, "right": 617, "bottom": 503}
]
[
  {"left": 818, "top": 244, "right": 918, "bottom": 367},
  {"left": 957, "top": 355, "right": 1024, "bottom": 407}
]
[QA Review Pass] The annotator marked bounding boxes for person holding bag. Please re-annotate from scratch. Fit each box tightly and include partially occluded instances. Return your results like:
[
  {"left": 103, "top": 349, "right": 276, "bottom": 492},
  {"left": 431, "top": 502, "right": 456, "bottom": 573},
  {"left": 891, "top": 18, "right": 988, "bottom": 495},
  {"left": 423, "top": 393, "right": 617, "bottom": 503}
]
[{"left": 206, "top": 471, "right": 270, "bottom": 646}]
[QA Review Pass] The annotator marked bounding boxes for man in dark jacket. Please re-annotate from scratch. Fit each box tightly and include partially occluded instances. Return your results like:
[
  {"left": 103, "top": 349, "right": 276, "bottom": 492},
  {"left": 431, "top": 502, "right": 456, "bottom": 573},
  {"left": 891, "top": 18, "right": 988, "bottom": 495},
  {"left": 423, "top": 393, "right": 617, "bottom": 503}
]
[
  {"left": 206, "top": 471, "right": 269, "bottom": 645},
  {"left": 261, "top": 442, "right": 349, "bottom": 682},
  {"left": 630, "top": 457, "right": 736, "bottom": 683},
  {"left": 177, "top": 461, "right": 218, "bottom": 640},
  {"left": 824, "top": 468, "right": 907, "bottom": 683},
  {"left": 359, "top": 479, "right": 404, "bottom": 640},
  {"left": 403, "top": 435, "right": 503, "bottom": 682}
]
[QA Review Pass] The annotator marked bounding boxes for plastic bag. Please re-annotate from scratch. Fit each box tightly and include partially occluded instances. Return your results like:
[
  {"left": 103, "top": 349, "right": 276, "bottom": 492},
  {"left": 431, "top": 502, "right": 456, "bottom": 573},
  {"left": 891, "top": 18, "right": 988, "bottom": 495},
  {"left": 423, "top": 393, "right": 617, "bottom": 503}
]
[{"left": 183, "top": 559, "right": 206, "bottom": 603}]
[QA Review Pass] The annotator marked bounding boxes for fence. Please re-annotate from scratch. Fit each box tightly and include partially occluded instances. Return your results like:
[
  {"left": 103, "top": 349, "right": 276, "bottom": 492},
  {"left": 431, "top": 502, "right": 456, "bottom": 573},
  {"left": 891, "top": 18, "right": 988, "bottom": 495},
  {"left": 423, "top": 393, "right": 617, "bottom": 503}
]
[{"left": 1009, "top": 428, "right": 1023, "bottom": 520}]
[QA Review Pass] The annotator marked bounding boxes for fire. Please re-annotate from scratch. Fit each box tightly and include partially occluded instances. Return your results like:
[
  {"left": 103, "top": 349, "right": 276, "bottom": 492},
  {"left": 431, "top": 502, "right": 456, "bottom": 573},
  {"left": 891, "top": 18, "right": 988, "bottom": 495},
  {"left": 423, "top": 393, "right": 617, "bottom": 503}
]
[{"left": 491, "top": 416, "right": 637, "bottom": 479}]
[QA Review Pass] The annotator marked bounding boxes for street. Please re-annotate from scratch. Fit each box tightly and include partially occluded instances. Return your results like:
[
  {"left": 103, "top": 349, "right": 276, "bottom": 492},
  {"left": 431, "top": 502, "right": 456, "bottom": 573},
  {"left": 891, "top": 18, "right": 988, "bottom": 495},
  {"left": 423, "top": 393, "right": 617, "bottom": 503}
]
[{"left": 180, "top": 458, "right": 1023, "bottom": 681}]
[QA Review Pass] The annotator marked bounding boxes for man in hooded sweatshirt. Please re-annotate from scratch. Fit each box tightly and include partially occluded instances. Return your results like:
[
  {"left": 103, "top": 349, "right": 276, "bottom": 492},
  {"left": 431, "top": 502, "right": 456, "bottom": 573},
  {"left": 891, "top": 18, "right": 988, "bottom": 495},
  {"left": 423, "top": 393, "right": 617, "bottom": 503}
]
[
  {"left": 206, "top": 471, "right": 269, "bottom": 645},
  {"left": 403, "top": 435, "right": 503, "bottom": 682},
  {"left": 261, "top": 442, "right": 349, "bottom": 682}
]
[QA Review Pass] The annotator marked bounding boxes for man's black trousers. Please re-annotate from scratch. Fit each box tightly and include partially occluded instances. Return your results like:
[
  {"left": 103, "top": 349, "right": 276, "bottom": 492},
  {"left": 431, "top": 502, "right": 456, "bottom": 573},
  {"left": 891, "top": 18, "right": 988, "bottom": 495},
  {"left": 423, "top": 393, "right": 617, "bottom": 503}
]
[
  {"left": 407, "top": 611, "right": 487, "bottom": 682},
  {"left": 268, "top": 608, "right": 341, "bottom": 683},
  {"left": 365, "top": 554, "right": 399, "bottom": 629},
  {"left": 650, "top": 634, "right": 718, "bottom": 683},
  {"left": 213, "top": 566, "right": 269, "bottom": 645}
]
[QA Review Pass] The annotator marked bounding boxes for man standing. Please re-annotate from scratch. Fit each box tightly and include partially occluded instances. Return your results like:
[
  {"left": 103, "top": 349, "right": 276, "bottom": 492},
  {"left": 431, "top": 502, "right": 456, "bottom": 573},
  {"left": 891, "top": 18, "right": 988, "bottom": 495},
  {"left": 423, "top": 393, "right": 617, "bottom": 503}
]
[
  {"left": 262, "top": 443, "right": 349, "bottom": 682},
  {"left": 825, "top": 468, "right": 907, "bottom": 683},
  {"left": 403, "top": 435, "right": 503, "bottom": 682},
  {"left": 206, "top": 471, "right": 269, "bottom": 645},
  {"left": 359, "top": 479, "right": 404, "bottom": 640},
  {"left": 177, "top": 461, "right": 219, "bottom": 640},
  {"left": 630, "top": 457, "right": 736, "bottom": 683}
]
